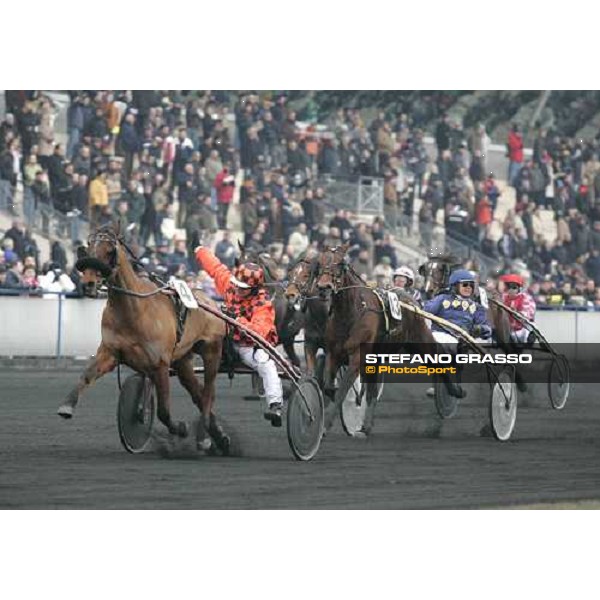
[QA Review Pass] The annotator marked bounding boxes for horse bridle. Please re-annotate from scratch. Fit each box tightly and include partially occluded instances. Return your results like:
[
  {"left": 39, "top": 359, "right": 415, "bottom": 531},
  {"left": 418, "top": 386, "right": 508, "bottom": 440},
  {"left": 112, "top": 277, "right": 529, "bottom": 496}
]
[
  {"left": 84, "top": 229, "right": 170, "bottom": 298},
  {"left": 287, "top": 256, "right": 319, "bottom": 299},
  {"left": 317, "top": 249, "right": 383, "bottom": 306},
  {"left": 317, "top": 248, "right": 350, "bottom": 294},
  {"left": 421, "top": 260, "right": 451, "bottom": 296}
]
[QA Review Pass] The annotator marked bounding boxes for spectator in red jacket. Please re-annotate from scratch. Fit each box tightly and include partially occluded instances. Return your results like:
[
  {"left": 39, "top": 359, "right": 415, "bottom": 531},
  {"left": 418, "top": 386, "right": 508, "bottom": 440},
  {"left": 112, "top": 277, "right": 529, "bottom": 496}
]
[
  {"left": 507, "top": 124, "right": 524, "bottom": 187},
  {"left": 214, "top": 166, "right": 235, "bottom": 229},
  {"left": 475, "top": 195, "right": 493, "bottom": 242}
]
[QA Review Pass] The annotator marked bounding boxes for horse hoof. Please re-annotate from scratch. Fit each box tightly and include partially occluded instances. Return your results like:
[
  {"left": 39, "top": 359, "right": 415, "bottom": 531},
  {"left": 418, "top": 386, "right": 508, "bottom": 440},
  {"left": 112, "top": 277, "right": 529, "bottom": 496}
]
[
  {"left": 197, "top": 437, "right": 213, "bottom": 452},
  {"left": 479, "top": 424, "right": 494, "bottom": 438},
  {"left": 177, "top": 421, "right": 189, "bottom": 438},
  {"left": 57, "top": 405, "right": 73, "bottom": 419},
  {"left": 217, "top": 434, "right": 231, "bottom": 457}
]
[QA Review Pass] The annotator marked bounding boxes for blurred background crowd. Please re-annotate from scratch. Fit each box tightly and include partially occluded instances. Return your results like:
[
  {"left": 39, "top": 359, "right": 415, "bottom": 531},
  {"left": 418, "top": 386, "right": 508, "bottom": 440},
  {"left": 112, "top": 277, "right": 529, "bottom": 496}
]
[{"left": 3, "top": 90, "right": 600, "bottom": 309}]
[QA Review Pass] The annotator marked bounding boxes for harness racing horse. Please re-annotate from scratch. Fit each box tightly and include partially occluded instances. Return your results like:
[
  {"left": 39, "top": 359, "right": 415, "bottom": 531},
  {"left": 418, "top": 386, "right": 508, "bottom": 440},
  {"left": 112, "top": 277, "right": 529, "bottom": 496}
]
[
  {"left": 236, "top": 242, "right": 303, "bottom": 367},
  {"left": 57, "top": 224, "right": 230, "bottom": 453},
  {"left": 315, "top": 244, "right": 437, "bottom": 434},
  {"left": 284, "top": 250, "right": 330, "bottom": 378}
]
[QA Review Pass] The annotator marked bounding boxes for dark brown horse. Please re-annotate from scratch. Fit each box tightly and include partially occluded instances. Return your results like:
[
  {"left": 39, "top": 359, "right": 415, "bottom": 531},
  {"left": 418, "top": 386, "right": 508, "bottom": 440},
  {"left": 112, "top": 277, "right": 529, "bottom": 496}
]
[
  {"left": 284, "top": 250, "right": 330, "bottom": 377},
  {"left": 57, "top": 224, "right": 230, "bottom": 452},
  {"left": 315, "top": 244, "right": 437, "bottom": 433}
]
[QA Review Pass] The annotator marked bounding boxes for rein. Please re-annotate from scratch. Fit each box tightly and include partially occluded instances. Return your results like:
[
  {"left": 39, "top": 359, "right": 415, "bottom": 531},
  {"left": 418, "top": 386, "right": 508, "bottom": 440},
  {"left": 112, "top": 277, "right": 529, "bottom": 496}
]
[{"left": 103, "top": 283, "right": 171, "bottom": 298}]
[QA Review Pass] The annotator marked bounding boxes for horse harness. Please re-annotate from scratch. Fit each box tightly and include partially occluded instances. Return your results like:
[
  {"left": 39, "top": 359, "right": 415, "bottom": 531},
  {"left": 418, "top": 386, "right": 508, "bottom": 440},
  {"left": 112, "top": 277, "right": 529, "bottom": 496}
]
[{"left": 323, "top": 256, "right": 401, "bottom": 339}]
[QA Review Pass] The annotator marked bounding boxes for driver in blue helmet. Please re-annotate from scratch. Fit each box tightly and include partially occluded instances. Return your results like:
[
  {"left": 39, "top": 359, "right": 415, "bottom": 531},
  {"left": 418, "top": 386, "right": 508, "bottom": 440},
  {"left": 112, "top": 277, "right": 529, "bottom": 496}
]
[
  {"left": 424, "top": 269, "right": 492, "bottom": 343},
  {"left": 423, "top": 269, "right": 492, "bottom": 398}
]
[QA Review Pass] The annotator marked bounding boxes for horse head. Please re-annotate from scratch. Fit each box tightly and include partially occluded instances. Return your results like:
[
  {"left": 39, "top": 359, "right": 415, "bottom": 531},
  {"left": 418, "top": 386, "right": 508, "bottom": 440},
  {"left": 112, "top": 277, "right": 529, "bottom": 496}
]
[
  {"left": 419, "top": 253, "right": 461, "bottom": 299},
  {"left": 315, "top": 243, "right": 350, "bottom": 298},
  {"left": 76, "top": 223, "right": 121, "bottom": 297},
  {"left": 285, "top": 252, "right": 318, "bottom": 306}
]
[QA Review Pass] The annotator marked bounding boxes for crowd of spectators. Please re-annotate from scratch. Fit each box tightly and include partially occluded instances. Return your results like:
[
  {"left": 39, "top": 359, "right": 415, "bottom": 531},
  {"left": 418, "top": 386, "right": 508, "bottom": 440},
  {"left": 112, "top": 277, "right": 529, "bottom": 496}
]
[
  {"left": 4, "top": 90, "right": 600, "bottom": 310},
  {"left": 368, "top": 102, "right": 600, "bottom": 310},
  {"left": 0, "top": 91, "right": 408, "bottom": 295}
]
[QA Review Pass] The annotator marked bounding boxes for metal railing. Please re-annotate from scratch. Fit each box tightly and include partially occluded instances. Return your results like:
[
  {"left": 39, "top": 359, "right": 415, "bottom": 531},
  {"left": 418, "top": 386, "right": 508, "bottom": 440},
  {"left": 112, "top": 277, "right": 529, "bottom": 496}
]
[
  {"left": 21, "top": 185, "right": 89, "bottom": 244},
  {"left": 317, "top": 176, "right": 384, "bottom": 217}
]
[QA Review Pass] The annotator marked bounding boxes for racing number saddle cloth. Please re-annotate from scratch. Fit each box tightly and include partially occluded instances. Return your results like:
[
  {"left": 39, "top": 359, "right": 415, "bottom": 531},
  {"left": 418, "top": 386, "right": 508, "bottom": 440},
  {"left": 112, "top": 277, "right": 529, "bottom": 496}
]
[
  {"left": 371, "top": 289, "right": 404, "bottom": 337},
  {"left": 169, "top": 279, "right": 199, "bottom": 345}
]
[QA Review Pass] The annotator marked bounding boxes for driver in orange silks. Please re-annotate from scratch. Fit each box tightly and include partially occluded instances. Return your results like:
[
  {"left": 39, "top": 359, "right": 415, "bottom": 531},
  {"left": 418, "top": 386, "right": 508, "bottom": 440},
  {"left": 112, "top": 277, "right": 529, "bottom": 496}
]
[{"left": 195, "top": 245, "right": 283, "bottom": 426}]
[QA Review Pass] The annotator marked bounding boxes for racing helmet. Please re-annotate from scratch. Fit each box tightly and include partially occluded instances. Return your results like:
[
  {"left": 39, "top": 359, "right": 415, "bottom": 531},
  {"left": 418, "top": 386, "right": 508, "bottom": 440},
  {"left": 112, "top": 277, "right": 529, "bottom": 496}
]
[
  {"left": 231, "top": 263, "right": 265, "bottom": 289},
  {"left": 449, "top": 269, "right": 476, "bottom": 287},
  {"left": 499, "top": 273, "right": 524, "bottom": 289},
  {"left": 394, "top": 266, "right": 415, "bottom": 285}
]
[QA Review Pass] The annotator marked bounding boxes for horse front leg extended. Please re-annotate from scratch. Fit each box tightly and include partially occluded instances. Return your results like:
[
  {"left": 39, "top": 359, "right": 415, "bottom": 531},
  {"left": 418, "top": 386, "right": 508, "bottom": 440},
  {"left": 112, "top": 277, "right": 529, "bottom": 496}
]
[
  {"left": 58, "top": 344, "right": 117, "bottom": 419},
  {"left": 152, "top": 364, "right": 188, "bottom": 438}
]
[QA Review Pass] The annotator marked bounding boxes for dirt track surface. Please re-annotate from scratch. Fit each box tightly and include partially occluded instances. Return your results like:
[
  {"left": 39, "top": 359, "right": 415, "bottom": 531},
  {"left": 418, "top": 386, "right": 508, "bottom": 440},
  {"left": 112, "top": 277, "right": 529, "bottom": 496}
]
[{"left": 1, "top": 369, "right": 599, "bottom": 509}]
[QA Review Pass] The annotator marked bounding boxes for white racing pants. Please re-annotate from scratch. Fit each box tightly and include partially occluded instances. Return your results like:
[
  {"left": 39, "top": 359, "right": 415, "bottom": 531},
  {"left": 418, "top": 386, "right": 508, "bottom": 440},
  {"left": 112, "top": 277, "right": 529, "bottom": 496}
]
[
  {"left": 432, "top": 330, "right": 491, "bottom": 348},
  {"left": 236, "top": 345, "right": 283, "bottom": 407},
  {"left": 432, "top": 331, "right": 459, "bottom": 346},
  {"left": 510, "top": 328, "right": 531, "bottom": 343}
]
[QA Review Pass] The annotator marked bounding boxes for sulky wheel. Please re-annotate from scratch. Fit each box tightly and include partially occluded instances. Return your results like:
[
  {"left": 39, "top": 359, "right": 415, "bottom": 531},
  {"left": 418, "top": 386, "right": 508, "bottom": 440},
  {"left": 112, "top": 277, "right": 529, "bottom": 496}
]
[
  {"left": 286, "top": 376, "right": 324, "bottom": 461},
  {"left": 489, "top": 369, "right": 517, "bottom": 442},
  {"left": 548, "top": 354, "right": 570, "bottom": 411},
  {"left": 117, "top": 373, "right": 155, "bottom": 454},
  {"left": 434, "top": 375, "right": 460, "bottom": 419}
]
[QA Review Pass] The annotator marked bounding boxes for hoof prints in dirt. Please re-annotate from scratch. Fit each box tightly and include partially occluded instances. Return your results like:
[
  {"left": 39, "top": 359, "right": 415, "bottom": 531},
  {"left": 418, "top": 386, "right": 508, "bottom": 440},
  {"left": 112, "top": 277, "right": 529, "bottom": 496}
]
[{"left": 150, "top": 417, "right": 243, "bottom": 459}]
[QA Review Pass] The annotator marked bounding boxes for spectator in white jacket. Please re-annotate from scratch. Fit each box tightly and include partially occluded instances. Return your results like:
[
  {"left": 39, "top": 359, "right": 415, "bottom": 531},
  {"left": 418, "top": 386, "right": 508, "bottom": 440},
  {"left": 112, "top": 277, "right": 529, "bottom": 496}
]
[
  {"left": 287, "top": 223, "right": 310, "bottom": 260},
  {"left": 38, "top": 263, "right": 76, "bottom": 299}
]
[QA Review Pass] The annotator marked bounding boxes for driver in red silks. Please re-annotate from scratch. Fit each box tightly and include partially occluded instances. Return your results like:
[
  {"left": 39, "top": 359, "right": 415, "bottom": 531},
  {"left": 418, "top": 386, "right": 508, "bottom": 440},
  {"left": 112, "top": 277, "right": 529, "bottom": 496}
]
[{"left": 499, "top": 274, "right": 536, "bottom": 344}]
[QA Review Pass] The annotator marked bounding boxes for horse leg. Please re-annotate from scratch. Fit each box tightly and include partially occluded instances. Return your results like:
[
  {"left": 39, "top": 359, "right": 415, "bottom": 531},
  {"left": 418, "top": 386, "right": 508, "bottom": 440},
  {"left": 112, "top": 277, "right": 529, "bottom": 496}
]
[
  {"left": 58, "top": 344, "right": 117, "bottom": 418},
  {"left": 151, "top": 364, "right": 188, "bottom": 438},
  {"left": 323, "top": 348, "right": 343, "bottom": 431},
  {"left": 323, "top": 346, "right": 342, "bottom": 397},
  {"left": 305, "top": 341, "right": 317, "bottom": 377},
  {"left": 282, "top": 337, "right": 301, "bottom": 368},
  {"left": 360, "top": 350, "right": 378, "bottom": 435},
  {"left": 201, "top": 339, "right": 230, "bottom": 454}
]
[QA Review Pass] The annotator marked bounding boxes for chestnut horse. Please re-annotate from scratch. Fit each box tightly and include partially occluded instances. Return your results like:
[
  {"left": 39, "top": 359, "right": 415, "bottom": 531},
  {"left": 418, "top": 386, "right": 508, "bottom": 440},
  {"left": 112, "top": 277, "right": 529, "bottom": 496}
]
[
  {"left": 57, "top": 224, "right": 230, "bottom": 453},
  {"left": 315, "top": 244, "right": 437, "bottom": 433}
]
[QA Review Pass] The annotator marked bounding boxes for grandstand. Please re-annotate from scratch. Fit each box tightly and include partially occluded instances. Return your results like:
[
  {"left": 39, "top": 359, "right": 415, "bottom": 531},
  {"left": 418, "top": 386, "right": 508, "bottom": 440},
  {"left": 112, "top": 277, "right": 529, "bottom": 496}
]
[{"left": 2, "top": 90, "right": 600, "bottom": 309}]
